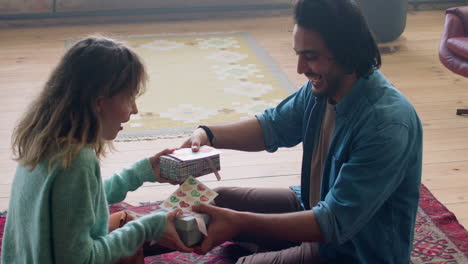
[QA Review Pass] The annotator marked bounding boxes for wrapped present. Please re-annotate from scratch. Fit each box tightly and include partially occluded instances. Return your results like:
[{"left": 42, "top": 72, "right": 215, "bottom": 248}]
[
  {"left": 146, "top": 209, "right": 210, "bottom": 247},
  {"left": 161, "top": 176, "right": 218, "bottom": 246},
  {"left": 174, "top": 213, "right": 210, "bottom": 247},
  {"left": 160, "top": 146, "right": 221, "bottom": 183}
]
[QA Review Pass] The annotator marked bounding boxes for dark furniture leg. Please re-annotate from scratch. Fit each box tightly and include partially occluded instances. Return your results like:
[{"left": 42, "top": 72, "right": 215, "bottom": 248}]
[{"left": 456, "top": 109, "right": 468, "bottom": 116}]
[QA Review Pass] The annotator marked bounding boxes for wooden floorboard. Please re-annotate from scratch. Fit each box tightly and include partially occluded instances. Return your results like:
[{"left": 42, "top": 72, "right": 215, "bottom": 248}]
[{"left": 0, "top": 10, "right": 467, "bottom": 230}]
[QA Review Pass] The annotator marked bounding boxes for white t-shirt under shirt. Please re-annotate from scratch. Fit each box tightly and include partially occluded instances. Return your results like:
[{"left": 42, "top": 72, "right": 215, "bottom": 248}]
[{"left": 309, "top": 102, "right": 336, "bottom": 208}]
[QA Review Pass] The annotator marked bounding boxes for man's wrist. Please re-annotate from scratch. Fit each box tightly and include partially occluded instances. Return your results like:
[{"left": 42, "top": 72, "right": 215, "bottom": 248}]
[
  {"left": 197, "top": 125, "right": 215, "bottom": 146},
  {"left": 234, "top": 211, "right": 250, "bottom": 233}
]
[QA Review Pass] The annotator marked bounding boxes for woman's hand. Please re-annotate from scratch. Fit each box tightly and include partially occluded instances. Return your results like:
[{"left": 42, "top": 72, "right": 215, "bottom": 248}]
[{"left": 149, "top": 148, "right": 179, "bottom": 184}]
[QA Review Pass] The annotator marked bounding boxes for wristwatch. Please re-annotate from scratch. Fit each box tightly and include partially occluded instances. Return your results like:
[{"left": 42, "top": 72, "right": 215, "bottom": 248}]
[{"left": 197, "top": 125, "right": 215, "bottom": 146}]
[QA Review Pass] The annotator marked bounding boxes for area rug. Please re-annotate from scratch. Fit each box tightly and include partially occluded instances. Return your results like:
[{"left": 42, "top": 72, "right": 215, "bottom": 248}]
[
  {"left": 411, "top": 184, "right": 468, "bottom": 263},
  {"left": 66, "top": 33, "right": 294, "bottom": 140},
  {"left": 0, "top": 184, "right": 466, "bottom": 263}
]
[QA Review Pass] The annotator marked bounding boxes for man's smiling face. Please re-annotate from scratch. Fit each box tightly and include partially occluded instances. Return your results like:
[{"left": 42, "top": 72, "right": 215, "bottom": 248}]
[{"left": 293, "top": 24, "right": 347, "bottom": 99}]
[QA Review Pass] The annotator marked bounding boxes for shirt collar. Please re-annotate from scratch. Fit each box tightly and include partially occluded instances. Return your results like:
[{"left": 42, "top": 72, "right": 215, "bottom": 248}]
[{"left": 334, "top": 70, "right": 383, "bottom": 117}]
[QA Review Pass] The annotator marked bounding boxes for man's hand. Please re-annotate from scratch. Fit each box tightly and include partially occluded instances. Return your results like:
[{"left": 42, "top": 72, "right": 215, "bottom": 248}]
[
  {"left": 154, "top": 209, "right": 193, "bottom": 253},
  {"left": 149, "top": 148, "right": 179, "bottom": 184},
  {"left": 192, "top": 203, "right": 242, "bottom": 255},
  {"left": 180, "top": 127, "right": 210, "bottom": 152},
  {"left": 193, "top": 204, "right": 324, "bottom": 254}
]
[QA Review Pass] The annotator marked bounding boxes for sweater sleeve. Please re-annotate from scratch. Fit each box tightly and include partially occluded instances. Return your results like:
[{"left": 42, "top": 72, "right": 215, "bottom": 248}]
[
  {"left": 50, "top": 155, "right": 166, "bottom": 264},
  {"left": 103, "top": 158, "right": 156, "bottom": 204}
]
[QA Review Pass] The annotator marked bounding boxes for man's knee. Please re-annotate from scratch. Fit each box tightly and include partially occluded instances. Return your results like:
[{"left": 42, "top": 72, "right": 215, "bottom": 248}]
[
  {"left": 213, "top": 186, "right": 233, "bottom": 196},
  {"left": 213, "top": 186, "right": 244, "bottom": 208}
]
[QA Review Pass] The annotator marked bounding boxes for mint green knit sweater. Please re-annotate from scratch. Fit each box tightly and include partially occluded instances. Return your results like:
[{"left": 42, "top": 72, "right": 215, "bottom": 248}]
[{"left": 1, "top": 147, "right": 167, "bottom": 263}]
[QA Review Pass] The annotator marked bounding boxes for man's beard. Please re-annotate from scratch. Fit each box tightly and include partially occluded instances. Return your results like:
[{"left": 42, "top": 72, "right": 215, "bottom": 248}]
[{"left": 311, "top": 74, "right": 342, "bottom": 99}]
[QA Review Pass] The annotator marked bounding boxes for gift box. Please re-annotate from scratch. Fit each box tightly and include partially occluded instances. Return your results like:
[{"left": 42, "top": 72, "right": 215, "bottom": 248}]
[
  {"left": 146, "top": 209, "right": 210, "bottom": 247},
  {"left": 161, "top": 177, "right": 218, "bottom": 246},
  {"left": 160, "top": 146, "right": 221, "bottom": 183},
  {"left": 175, "top": 213, "right": 210, "bottom": 247}
]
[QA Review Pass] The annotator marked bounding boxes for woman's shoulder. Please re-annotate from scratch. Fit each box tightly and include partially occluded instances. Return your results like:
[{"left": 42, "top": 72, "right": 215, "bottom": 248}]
[
  {"left": 75, "top": 146, "right": 98, "bottom": 162},
  {"left": 43, "top": 146, "right": 99, "bottom": 175},
  {"left": 53, "top": 146, "right": 101, "bottom": 186},
  {"left": 68, "top": 146, "right": 99, "bottom": 171}
]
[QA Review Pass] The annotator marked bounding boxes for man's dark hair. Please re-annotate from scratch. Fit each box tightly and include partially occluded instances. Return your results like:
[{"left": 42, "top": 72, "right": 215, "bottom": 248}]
[{"left": 294, "top": 0, "right": 381, "bottom": 78}]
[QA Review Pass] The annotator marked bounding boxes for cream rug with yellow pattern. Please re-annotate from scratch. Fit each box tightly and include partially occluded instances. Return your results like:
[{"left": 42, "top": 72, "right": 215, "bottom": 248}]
[{"left": 72, "top": 33, "right": 295, "bottom": 140}]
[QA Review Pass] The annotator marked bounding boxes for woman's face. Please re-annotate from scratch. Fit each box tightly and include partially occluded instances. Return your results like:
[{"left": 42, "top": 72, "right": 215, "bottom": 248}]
[{"left": 97, "top": 91, "right": 138, "bottom": 140}]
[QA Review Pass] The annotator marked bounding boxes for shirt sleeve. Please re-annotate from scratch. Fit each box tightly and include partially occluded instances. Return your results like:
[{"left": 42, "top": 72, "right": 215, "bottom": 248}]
[
  {"left": 312, "top": 123, "right": 412, "bottom": 244},
  {"left": 51, "top": 160, "right": 167, "bottom": 264},
  {"left": 256, "top": 82, "right": 311, "bottom": 152},
  {"left": 103, "top": 158, "right": 155, "bottom": 204}
]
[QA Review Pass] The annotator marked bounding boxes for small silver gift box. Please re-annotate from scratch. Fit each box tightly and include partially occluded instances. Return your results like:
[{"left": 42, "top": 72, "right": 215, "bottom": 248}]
[{"left": 175, "top": 213, "right": 210, "bottom": 247}]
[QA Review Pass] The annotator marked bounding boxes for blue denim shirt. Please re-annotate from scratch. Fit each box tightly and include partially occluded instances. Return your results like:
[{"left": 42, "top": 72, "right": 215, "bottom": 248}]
[{"left": 256, "top": 70, "right": 423, "bottom": 263}]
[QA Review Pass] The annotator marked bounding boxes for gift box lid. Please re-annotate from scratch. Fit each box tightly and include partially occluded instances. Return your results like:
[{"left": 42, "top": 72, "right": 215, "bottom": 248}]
[
  {"left": 167, "top": 146, "right": 221, "bottom": 162},
  {"left": 174, "top": 213, "right": 210, "bottom": 232}
]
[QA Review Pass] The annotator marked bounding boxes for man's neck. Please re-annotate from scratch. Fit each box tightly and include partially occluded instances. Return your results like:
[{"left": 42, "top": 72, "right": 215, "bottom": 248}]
[{"left": 329, "top": 74, "right": 358, "bottom": 104}]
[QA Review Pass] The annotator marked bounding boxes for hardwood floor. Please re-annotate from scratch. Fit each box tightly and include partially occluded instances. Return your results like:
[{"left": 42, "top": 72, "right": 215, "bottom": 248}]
[{"left": 0, "top": 10, "right": 467, "bottom": 229}]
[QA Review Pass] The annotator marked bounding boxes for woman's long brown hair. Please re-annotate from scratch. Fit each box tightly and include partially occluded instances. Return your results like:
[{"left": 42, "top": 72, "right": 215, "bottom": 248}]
[{"left": 12, "top": 36, "right": 147, "bottom": 170}]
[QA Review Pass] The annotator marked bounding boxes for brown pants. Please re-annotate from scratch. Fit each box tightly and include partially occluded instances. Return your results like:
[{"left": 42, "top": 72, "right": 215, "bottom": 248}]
[{"left": 214, "top": 187, "right": 326, "bottom": 264}]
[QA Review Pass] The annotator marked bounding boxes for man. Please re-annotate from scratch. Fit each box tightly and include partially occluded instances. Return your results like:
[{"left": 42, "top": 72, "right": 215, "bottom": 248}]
[{"left": 181, "top": 0, "right": 423, "bottom": 263}]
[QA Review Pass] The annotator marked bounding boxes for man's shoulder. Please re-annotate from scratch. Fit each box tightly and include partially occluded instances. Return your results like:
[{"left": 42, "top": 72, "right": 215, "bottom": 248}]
[
  {"left": 362, "top": 71, "right": 407, "bottom": 106},
  {"left": 361, "top": 71, "right": 418, "bottom": 127}
]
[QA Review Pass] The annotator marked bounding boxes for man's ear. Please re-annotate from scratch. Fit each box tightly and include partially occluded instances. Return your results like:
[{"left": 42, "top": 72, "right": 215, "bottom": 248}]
[{"left": 95, "top": 96, "right": 105, "bottom": 113}]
